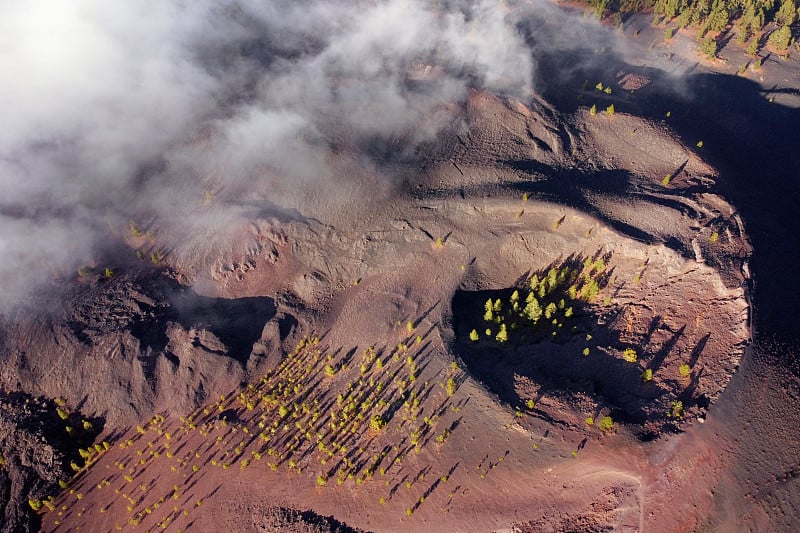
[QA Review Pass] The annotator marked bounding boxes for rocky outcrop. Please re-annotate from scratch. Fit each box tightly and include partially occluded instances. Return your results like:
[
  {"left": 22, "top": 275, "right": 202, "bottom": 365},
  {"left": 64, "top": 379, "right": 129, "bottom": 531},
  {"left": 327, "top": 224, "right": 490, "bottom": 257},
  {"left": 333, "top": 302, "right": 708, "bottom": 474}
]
[{"left": 0, "top": 391, "right": 78, "bottom": 533}]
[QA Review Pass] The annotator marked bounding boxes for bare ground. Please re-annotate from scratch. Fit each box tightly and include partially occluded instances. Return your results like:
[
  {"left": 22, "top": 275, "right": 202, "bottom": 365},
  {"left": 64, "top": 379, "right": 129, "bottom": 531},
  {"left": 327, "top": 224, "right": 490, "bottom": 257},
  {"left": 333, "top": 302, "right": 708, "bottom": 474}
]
[{"left": 0, "top": 86, "right": 756, "bottom": 533}]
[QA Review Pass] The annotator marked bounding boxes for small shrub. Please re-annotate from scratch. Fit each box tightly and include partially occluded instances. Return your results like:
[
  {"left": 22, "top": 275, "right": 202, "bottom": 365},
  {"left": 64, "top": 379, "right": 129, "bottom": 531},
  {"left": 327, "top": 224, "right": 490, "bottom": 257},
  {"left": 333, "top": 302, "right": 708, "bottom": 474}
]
[
  {"left": 641, "top": 368, "right": 653, "bottom": 382},
  {"left": 606, "top": 104, "right": 615, "bottom": 116},
  {"left": 469, "top": 329, "right": 479, "bottom": 342},
  {"left": 597, "top": 416, "right": 614, "bottom": 432},
  {"left": 129, "top": 220, "right": 143, "bottom": 237},
  {"left": 679, "top": 364, "right": 691, "bottom": 377},
  {"left": 622, "top": 348, "right": 637, "bottom": 363},
  {"left": 669, "top": 400, "right": 684, "bottom": 418},
  {"left": 446, "top": 378, "right": 457, "bottom": 397},
  {"left": 369, "top": 415, "right": 386, "bottom": 432}
]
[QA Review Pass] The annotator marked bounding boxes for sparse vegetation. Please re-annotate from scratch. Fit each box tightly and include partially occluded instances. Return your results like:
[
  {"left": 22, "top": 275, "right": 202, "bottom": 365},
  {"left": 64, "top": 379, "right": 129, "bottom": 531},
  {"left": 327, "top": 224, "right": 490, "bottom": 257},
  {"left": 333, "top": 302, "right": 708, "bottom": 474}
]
[
  {"left": 462, "top": 255, "right": 611, "bottom": 347},
  {"left": 42, "top": 332, "right": 474, "bottom": 528}
]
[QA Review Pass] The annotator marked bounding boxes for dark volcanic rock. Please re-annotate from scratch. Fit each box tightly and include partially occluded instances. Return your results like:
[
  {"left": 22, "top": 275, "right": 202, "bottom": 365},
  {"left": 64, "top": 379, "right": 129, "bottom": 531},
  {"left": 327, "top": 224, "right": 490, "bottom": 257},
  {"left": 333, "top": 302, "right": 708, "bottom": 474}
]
[
  {"left": 0, "top": 391, "right": 78, "bottom": 533},
  {"left": 256, "top": 506, "right": 369, "bottom": 533}
]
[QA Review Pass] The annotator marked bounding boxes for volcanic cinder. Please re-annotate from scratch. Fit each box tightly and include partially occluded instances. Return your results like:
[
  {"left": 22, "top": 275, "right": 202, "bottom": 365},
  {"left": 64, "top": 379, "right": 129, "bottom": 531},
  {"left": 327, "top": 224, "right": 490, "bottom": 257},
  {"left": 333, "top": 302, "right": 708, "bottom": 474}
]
[{"left": 4, "top": 2, "right": 800, "bottom": 533}]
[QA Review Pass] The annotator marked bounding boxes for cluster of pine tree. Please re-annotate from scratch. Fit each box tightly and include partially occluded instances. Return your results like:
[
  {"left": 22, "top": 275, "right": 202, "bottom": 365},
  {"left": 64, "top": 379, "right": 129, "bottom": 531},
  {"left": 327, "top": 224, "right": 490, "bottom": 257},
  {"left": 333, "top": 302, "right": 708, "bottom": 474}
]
[
  {"left": 584, "top": 0, "right": 798, "bottom": 50},
  {"left": 467, "top": 256, "right": 608, "bottom": 345}
]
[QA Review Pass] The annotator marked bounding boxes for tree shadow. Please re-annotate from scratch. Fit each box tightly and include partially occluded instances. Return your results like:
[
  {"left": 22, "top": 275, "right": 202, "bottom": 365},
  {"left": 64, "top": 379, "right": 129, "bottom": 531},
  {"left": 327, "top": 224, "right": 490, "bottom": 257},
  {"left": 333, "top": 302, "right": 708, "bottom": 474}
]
[
  {"left": 451, "top": 254, "right": 682, "bottom": 430},
  {"left": 520, "top": 12, "right": 800, "bottom": 356}
]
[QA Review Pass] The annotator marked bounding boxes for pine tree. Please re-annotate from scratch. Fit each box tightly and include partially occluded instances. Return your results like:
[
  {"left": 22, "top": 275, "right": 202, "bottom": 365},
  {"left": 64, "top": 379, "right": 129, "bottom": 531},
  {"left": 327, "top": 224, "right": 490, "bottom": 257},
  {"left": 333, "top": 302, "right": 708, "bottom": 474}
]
[
  {"left": 746, "top": 37, "right": 759, "bottom": 56},
  {"left": 776, "top": 0, "right": 797, "bottom": 26},
  {"left": 700, "top": 36, "right": 718, "bottom": 57},
  {"left": 495, "top": 324, "right": 508, "bottom": 343},
  {"left": 523, "top": 298, "right": 542, "bottom": 324},
  {"left": 768, "top": 24, "right": 792, "bottom": 51},
  {"left": 705, "top": 0, "right": 730, "bottom": 32}
]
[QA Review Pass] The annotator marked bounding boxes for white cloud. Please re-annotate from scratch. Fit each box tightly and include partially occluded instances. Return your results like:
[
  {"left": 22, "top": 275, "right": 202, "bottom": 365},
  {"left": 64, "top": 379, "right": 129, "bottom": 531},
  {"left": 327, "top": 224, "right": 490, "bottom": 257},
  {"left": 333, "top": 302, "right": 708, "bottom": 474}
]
[{"left": 0, "top": 0, "right": 538, "bottom": 307}]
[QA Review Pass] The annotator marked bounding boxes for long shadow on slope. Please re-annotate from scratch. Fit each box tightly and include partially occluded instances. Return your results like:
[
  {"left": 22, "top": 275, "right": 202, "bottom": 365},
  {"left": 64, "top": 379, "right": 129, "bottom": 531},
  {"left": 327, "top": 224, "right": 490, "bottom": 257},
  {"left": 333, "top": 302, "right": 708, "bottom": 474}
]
[
  {"left": 65, "top": 270, "right": 275, "bottom": 366},
  {"left": 411, "top": 164, "right": 696, "bottom": 260},
  {"left": 170, "top": 289, "right": 276, "bottom": 364},
  {"left": 451, "top": 256, "right": 677, "bottom": 432},
  {"left": 520, "top": 14, "right": 800, "bottom": 357}
]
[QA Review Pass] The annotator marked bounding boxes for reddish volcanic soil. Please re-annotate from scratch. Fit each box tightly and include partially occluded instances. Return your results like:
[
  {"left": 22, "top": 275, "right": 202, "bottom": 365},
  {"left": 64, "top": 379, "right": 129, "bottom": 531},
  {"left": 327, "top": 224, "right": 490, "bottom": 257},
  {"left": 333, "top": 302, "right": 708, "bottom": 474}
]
[
  {"left": 0, "top": 83, "right": 761, "bottom": 533},
  {"left": 11, "top": 6, "right": 800, "bottom": 527}
]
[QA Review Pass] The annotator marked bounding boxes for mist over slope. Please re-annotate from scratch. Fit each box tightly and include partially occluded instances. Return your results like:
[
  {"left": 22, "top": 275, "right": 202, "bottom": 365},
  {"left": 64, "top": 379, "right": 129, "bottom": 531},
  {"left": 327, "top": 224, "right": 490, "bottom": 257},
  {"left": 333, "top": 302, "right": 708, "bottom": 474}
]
[{"left": 1, "top": 0, "right": 548, "bottom": 308}]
